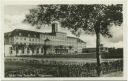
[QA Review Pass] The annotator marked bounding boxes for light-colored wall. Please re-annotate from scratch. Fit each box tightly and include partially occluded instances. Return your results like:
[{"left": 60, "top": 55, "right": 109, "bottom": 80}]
[
  {"left": 5, "top": 30, "right": 86, "bottom": 56},
  {"left": 4, "top": 45, "right": 15, "bottom": 56}
]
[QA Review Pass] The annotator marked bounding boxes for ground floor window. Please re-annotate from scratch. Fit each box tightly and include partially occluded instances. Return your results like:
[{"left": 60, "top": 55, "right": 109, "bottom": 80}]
[
  {"left": 41, "top": 48, "right": 43, "bottom": 53},
  {"left": 37, "top": 48, "right": 39, "bottom": 53},
  {"left": 55, "top": 49, "right": 58, "bottom": 54},
  {"left": 27, "top": 48, "right": 30, "bottom": 54},
  {"left": 16, "top": 48, "right": 18, "bottom": 54}
]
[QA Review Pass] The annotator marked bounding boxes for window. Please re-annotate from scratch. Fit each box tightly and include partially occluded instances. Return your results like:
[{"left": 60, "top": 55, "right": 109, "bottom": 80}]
[
  {"left": 10, "top": 47, "right": 13, "bottom": 50},
  {"left": 16, "top": 48, "right": 18, "bottom": 54},
  {"left": 16, "top": 37, "right": 18, "bottom": 39},
  {"left": 55, "top": 49, "right": 57, "bottom": 53},
  {"left": 41, "top": 48, "right": 43, "bottom": 53},
  {"left": 37, "top": 48, "right": 39, "bottom": 53},
  {"left": 32, "top": 50, "right": 34, "bottom": 53},
  {"left": 10, "top": 47, "right": 13, "bottom": 54},
  {"left": 22, "top": 50, "right": 24, "bottom": 54},
  {"left": 10, "top": 49, "right": 13, "bottom": 53},
  {"left": 24, "top": 38, "right": 26, "bottom": 40},
  {"left": 11, "top": 38, "right": 13, "bottom": 41},
  {"left": 29, "top": 38, "right": 31, "bottom": 41},
  {"left": 27, "top": 49, "right": 30, "bottom": 54},
  {"left": 28, "top": 34, "right": 30, "bottom": 37}
]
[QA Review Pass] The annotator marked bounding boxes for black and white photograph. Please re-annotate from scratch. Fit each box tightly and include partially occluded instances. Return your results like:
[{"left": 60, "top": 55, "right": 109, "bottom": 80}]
[{"left": 3, "top": 3, "right": 124, "bottom": 78}]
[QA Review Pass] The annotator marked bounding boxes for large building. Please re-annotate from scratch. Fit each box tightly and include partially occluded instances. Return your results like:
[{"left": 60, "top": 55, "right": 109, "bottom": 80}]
[{"left": 4, "top": 22, "right": 86, "bottom": 56}]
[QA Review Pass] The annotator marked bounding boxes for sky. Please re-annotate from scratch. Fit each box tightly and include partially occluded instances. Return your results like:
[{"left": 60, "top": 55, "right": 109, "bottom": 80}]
[{"left": 4, "top": 5, "right": 123, "bottom": 48}]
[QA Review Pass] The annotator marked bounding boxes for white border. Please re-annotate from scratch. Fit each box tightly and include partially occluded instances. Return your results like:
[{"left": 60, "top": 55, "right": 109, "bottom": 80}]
[{"left": 0, "top": 0, "right": 127, "bottom": 80}]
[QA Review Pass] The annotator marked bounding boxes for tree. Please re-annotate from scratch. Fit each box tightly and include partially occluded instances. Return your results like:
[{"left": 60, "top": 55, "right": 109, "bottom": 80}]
[{"left": 23, "top": 4, "right": 123, "bottom": 76}]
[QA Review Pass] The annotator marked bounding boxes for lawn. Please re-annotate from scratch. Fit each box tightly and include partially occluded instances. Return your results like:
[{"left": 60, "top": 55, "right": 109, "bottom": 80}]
[
  {"left": 4, "top": 57, "right": 123, "bottom": 77},
  {"left": 101, "top": 71, "right": 123, "bottom": 77}
]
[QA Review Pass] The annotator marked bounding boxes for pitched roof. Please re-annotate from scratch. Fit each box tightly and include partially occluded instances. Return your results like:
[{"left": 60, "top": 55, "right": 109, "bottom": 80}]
[
  {"left": 4, "top": 29, "right": 54, "bottom": 38},
  {"left": 4, "top": 29, "right": 86, "bottom": 43},
  {"left": 67, "top": 36, "right": 86, "bottom": 43}
]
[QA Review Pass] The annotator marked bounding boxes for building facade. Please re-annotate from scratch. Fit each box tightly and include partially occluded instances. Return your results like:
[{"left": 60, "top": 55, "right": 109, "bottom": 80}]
[
  {"left": 82, "top": 44, "right": 108, "bottom": 53},
  {"left": 4, "top": 22, "right": 86, "bottom": 56}
]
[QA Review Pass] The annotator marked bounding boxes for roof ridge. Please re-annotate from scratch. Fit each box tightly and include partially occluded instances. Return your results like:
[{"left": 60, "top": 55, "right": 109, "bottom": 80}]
[
  {"left": 13, "top": 29, "right": 52, "bottom": 34},
  {"left": 67, "top": 36, "right": 86, "bottom": 43}
]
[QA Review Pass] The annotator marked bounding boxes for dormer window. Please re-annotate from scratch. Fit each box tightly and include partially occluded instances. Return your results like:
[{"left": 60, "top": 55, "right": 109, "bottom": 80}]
[{"left": 19, "top": 33, "right": 21, "bottom": 36}]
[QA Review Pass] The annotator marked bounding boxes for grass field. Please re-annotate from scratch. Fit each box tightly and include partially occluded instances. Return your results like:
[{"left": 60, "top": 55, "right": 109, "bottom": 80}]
[
  {"left": 4, "top": 57, "right": 123, "bottom": 77},
  {"left": 101, "top": 71, "right": 123, "bottom": 77},
  {"left": 5, "top": 56, "right": 122, "bottom": 63}
]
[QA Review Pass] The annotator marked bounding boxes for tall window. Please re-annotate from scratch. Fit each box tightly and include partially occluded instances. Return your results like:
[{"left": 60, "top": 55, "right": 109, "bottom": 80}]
[
  {"left": 16, "top": 47, "right": 18, "bottom": 54},
  {"left": 41, "top": 48, "right": 43, "bottom": 53},
  {"left": 29, "top": 38, "right": 31, "bottom": 41},
  {"left": 27, "top": 48, "right": 30, "bottom": 54},
  {"left": 22, "top": 49, "right": 24, "bottom": 54},
  {"left": 10, "top": 47, "right": 13, "bottom": 54},
  {"left": 32, "top": 49, "right": 34, "bottom": 53},
  {"left": 24, "top": 38, "right": 26, "bottom": 40},
  {"left": 55, "top": 49, "right": 57, "bottom": 53},
  {"left": 37, "top": 48, "right": 39, "bottom": 53}
]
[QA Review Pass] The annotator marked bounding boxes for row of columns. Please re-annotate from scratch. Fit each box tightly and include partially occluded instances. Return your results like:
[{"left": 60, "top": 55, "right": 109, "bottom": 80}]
[
  {"left": 11, "top": 45, "right": 44, "bottom": 56},
  {"left": 10, "top": 45, "right": 74, "bottom": 56},
  {"left": 55, "top": 49, "right": 68, "bottom": 54}
]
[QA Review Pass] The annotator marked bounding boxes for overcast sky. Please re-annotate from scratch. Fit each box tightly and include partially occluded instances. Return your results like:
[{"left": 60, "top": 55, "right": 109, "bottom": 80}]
[{"left": 4, "top": 5, "right": 123, "bottom": 48}]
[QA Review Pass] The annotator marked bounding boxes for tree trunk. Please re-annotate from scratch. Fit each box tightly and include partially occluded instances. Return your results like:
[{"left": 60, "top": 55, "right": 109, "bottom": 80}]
[
  {"left": 16, "top": 46, "right": 18, "bottom": 57},
  {"left": 96, "top": 32, "right": 101, "bottom": 76}
]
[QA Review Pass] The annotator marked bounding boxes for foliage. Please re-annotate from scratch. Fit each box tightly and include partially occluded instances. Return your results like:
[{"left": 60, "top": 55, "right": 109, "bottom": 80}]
[
  {"left": 24, "top": 4, "right": 123, "bottom": 37},
  {"left": 23, "top": 4, "right": 123, "bottom": 76},
  {"left": 5, "top": 58, "right": 123, "bottom": 77}
]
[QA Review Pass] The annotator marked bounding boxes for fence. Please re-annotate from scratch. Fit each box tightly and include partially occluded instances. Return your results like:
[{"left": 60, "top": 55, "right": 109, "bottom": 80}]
[{"left": 5, "top": 58, "right": 123, "bottom": 77}]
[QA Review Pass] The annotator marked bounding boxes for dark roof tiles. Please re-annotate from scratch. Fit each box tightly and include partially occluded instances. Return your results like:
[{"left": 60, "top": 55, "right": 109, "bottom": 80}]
[{"left": 4, "top": 29, "right": 86, "bottom": 43}]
